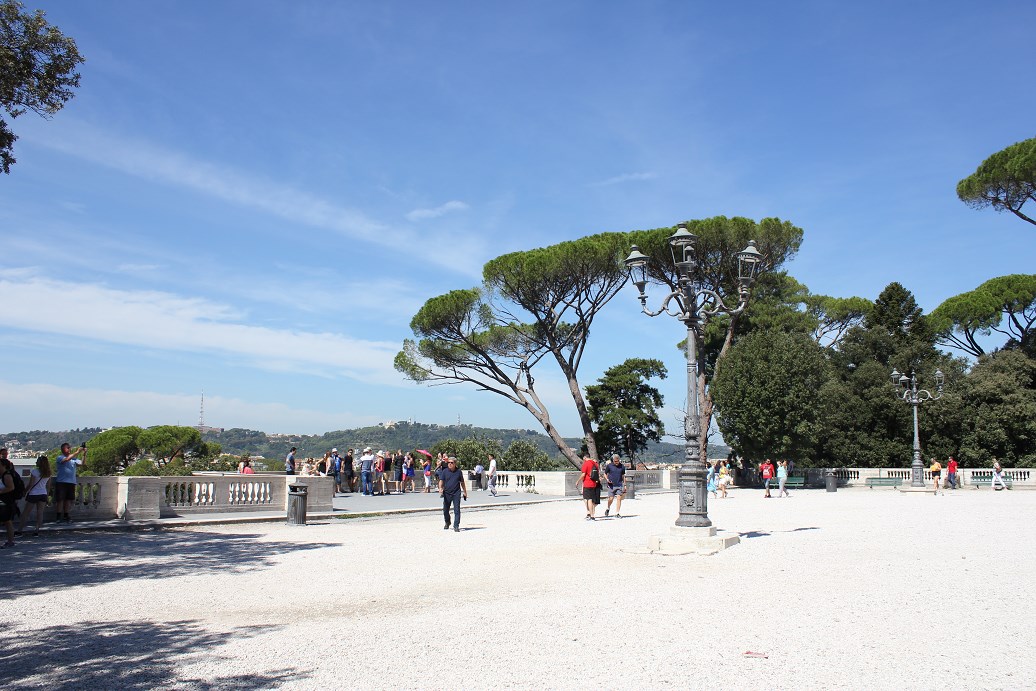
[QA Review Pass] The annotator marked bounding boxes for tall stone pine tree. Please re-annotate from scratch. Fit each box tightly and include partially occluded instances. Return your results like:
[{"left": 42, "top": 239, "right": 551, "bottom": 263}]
[
  {"left": 585, "top": 358, "right": 667, "bottom": 464},
  {"left": 820, "top": 282, "right": 961, "bottom": 467}
]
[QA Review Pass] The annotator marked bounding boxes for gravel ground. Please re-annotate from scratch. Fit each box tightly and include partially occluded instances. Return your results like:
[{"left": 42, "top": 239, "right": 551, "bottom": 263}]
[{"left": 3, "top": 487, "right": 1034, "bottom": 690}]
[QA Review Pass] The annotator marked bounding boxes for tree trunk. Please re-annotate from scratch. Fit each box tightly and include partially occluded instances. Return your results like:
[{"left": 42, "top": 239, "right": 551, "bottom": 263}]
[
  {"left": 698, "top": 312, "right": 742, "bottom": 462},
  {"left": 520, "top": 392, "right": 583, "bottom": 469}
]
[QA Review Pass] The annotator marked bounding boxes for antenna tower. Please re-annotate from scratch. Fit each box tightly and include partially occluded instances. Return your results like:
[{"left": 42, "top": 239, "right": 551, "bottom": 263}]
[{"left": 199, "top": 392, "right": 205, "bottom": 427}]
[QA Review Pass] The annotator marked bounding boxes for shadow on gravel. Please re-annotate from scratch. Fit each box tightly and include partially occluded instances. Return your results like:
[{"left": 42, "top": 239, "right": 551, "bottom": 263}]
[
  {"left": 0, "top": 619, "right": 306, "bottom": 689},
  {"left": 2, "top": 531, "right": 338, "bottom": 600},
  {"left": 739, "top": 526, "right": 821, "bottom": 539}
]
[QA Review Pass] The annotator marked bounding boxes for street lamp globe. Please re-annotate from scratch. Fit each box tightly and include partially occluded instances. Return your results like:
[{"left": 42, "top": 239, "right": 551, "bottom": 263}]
[
  {"left": 623, "top": 245, "right": 650, "bottom": 298},
  {"left": 667, "top": 226, "right": 696, "bottom": 266},
  {"left": 737, "top": 240, "right": 763, "bottom": 282}
]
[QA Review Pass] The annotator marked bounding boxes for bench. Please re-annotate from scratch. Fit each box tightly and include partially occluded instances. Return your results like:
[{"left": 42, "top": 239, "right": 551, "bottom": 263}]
[
  {"left": 865, "top": 477, "right": 903, "bottom": 489},
  {"left": 783, "top": 475, "right": 807, "bottom": 489}
]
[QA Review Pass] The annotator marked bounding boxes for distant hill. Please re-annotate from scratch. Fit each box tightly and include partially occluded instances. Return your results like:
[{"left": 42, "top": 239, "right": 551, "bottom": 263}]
[
  {"left": 199, "top": 421, "right": 729, "bottom": 465},
  {"left": 1, "top": 422, "right": 729, "bottom": 465},
  {"left": 0, "top": 428, "right": 101, "bottom": 455}
]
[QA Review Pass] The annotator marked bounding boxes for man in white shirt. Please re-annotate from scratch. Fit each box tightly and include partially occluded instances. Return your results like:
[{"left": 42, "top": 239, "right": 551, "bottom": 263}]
[{"left": 486, "top": 453, "right": 498, "bottom": 497}]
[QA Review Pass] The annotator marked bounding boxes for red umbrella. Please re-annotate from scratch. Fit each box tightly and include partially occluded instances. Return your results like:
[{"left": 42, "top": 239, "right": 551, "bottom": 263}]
[{"left": 416, "top": 449, "right": 433, "bottom": 458}]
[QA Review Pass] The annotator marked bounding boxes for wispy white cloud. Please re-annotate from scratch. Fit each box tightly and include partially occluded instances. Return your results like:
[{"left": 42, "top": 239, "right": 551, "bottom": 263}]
[
  {"left": 589, "top": 171, "right": 658, "bottom": 187},
  {"left": 405, "top": 200, "right": 470, "bottom": 221},
  {"left": 0, "top": 271, "right": 404, "bottom": 385},
  {"left": 0, "top": 381, "right": 379, "bottom": 435},
  {"left": 22, "top": 121, "right": 486, "bottom": 275}
]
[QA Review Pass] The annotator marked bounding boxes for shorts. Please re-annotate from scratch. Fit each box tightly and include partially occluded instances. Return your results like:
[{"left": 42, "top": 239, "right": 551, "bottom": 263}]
[
  {"left": 932, "top": 472, "right": 941, "bottom": 478},
  {"left": 608, "top": 485, "right": 625, "bottom": 497},
  {"left": 375, "top": 472, "right": 385, "bottom": 482},
  {"left": 0, "top": 502, "right": 16, "bottom": 521},
  {"left": 26, "top": 494, "right": 48, "bottom": 504},
  {"left": 763, "top": 478, "right": 772, "bottom": 488},
  {"left": 582, "top": 487, "right": 597, "bottom": 501},
  {"left": 54, "top": 481, "right": 77, "bottom": 502}
]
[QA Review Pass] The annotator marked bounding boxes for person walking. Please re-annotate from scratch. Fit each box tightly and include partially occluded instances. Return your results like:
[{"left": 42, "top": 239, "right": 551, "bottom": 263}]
[
  {"left": 579, "top": 455, "right": 601, "bottom": 521},
  {"left": 486, "top": 453, "right": 498, "bottom": 497},
  {"left": 777, "top": 459, "right": 790, "bottom": 498},
  {"left": 285, "top": 447, "right": 297, "bottom": 476},
  {"left": 718, "top": 461, "right": 731, "bottom": 498},
  {"left": 359, "top": 447, "right": 376, "bottom": 495},
  {"left": 759, "top": 459, "right": 775, "bottom": 498},
  {"left": 946, "top": 456, "right": 958, "bottom": 490},
  {"left": 423, "top": 458, "right": 433, "bottom": 493},
  {"left": 0, "top": 449, "right": 20, "bottom": 548},
  {"left": 438, "top": 456, "right": 467, "bottom": 532},
  {"left": 54, "top": 442, "right": 86, "bottom": 523},
  {"left": 603, "top": 454, "right": 626, "bottom": 518},
  {"left": 473, "top": 461, "right": 484, "bottom": 491},
  {"left": 929, "top": 457, "right": 942, "bottom": 495},
  {"left": 706, "top": 461, "right": 719, "bottom": 499},
  {"left": 991, "top": 460, "right": 1008, "bottom": 491},
  {"left": 17, "top": 455, "right": 52, "bottom": 538}
]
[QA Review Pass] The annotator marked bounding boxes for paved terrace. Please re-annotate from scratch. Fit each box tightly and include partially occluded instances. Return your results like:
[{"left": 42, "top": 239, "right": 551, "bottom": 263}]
[{"left": 2, "top": 487, "right": 1033, "bottom": 690}]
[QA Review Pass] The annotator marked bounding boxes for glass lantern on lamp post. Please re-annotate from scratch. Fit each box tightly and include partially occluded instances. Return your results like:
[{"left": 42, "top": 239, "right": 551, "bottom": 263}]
[{"left": 624, "top": 226, "right": 762, "bottom": 529}]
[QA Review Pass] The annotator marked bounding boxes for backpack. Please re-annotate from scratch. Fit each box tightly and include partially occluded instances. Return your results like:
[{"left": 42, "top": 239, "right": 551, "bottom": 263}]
[
  {"left": 4, "top": 470, "right": 25, "bottom": 503},
  {"left": 589, "top": 463, "right": 600, "bottom": 483}
]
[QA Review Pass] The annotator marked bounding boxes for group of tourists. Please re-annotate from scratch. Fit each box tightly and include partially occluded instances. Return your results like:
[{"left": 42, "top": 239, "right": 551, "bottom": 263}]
[
  {"left": 580, "top": 454, "right": 628, "bottom": 521},
  {"left": 0, "top": 443, "right": 85, "bottom": 549},
  {"left": 707, "top": 460, "right": 735, "bottom": 499},
  {"left": 279, "top": 446, "right": 500, "bottom": 499},
  {"left": 757, "top": 459, "right": 793, "bottom": 498}
]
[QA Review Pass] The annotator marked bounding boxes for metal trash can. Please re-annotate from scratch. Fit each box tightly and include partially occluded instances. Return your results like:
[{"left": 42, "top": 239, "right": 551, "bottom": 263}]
[
  {"left": 287, "top": 483, "right": 308, "bottom": 525},
  {"left": 825, "top": 469, "right": 838, "bottom": 493},
  {"left": 624, "top": 477, "right": 636, "bottom": 500}
]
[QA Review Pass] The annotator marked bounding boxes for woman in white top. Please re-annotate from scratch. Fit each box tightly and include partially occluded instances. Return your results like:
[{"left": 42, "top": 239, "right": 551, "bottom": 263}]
[{"left": 17, "top": 456, "right": 52, "bottom": 537}]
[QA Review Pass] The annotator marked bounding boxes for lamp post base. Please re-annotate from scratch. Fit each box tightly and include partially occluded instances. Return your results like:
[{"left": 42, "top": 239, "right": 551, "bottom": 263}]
[{"left": 648, "top": 526, "right": 740, "bottom": 556}]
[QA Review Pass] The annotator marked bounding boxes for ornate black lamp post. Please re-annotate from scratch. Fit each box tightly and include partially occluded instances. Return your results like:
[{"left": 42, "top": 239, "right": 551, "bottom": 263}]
[
  {"left": 890, "top": 368, "right": 944, "bottom": 488},
  {"left": 624, "top": 226, "right": 761, "bottom": 529}
]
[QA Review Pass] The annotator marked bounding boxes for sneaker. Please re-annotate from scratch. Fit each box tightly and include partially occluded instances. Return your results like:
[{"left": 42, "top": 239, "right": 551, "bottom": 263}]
[
  {"left": 453, "top": 527, "right": 460, "bottom": 532},
  {"left": 13, "top": 531, "right": 23, "bottom": 538},
  {"left": 444, "top": 524, "right": 451, "bottom": 530},
  {"left": 1, "top": 541, "right": 13, "bottom": 549},
  {"left": 585, "top": 514, "right": 592, "bottom": 521},
  {"left": 615, "top": 514, "right": 621, "bottom": 519},
  {"left": 604, "top": 510, "right": 610, "bottom": 517}
]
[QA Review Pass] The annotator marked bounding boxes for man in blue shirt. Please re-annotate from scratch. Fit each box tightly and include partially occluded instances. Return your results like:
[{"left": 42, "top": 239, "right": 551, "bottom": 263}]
[
  {"left": 55, "top": 442, "right": 86, "bottom": 523},
  {"left": 285, "top": 447, "right": 297, "bottom": 476},
  {"left": 438, "top": 456, "right": 468, "bottom": 532},
  {"left": 604, "top": 454, "right": 626, "bottom": 519}
]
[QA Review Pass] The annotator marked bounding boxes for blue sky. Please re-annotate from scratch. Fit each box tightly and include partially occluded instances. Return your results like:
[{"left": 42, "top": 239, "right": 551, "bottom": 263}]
[{"left": 1, "top": 0, "right": 1033, "bottom": 437}]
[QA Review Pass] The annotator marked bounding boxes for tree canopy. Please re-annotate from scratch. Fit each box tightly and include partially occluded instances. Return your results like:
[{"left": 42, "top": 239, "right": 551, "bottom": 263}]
[
  {"left": 711, "top": 330, "right": 828, "bottom": 465},
  {"left": 0, "top": 0, "right": 84, "bottom": 174},
  {"left": 930, "top": 274, "right": 1036, "bottom": 357},
  {"left": 585, "top": 358, "right": 667, "bottom": 463},
  {"left": 956, "top": 137, "right": 1036, "bottom": 227},
  {"left": 396, "top": 232, "right": 630, "bottom": 467}
]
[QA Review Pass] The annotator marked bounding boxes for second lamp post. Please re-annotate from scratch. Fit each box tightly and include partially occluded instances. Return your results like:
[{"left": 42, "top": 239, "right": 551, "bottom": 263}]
[
  {"left": 624, "top": 226, "right": 761, "bottom": 528},
  {"left": 890, "top": 368, "right": 944, "bottom": 488}
]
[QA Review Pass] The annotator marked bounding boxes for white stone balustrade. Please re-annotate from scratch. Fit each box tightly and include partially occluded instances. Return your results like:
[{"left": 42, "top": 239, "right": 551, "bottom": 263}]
[{"left": 35, "top": 474, "right": 335, "bottom": 521}]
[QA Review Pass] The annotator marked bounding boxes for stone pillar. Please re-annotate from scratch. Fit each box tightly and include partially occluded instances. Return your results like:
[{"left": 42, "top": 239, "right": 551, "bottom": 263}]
[{"left": 117, "top": 477, "right": 162, "bottom": 520}]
